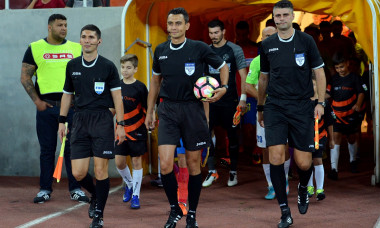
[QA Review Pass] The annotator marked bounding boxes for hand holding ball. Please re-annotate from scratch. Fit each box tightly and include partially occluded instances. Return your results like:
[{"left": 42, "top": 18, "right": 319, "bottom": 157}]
[{"left": 193, "top": 76, "right": 220, "bottom": 101}]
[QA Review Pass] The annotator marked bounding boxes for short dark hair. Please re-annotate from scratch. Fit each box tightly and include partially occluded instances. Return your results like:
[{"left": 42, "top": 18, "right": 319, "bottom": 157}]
[
  {"left": 266, "top": 18, "right": 275, "bottom": 27},
  {"left": 81, "top": 24, "right": 101, "bottom": 39},
  {"left": 120, "top": 54, "right": 138, "bottom": 68},
  {"left": 292, "top": 22, "right": 301, "bottom": 30},
  {"left": 48, "top": 14, "right": 66, "bottom": 25},
  {"left": 208, "top": 19, "right": 225, "bottom": 31},
  {"left": 167, "top": 7, "right": 189, "bottom": 23},
  {"left": 273, "top": 0, "right": 294, "bottom": 12},
  {"left": 332, "top": 52, "right": 347, "bottom": 66},
  {"left": 319, "top": 21, "right": 331, "bottom": 29},
  {"left": 236, "top": 21, "right": 249, "bottom": 30},
  {"left": 331, "top": 20, "right": 343, "bottom": 28}
]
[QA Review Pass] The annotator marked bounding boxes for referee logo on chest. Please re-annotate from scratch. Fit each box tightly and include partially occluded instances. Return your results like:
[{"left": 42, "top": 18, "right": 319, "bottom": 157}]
[
  {"left": 295, "top": 53, "right": 305, "bottom": 66},
  {"left": 185, "top": 62, "right": 195, "bottom": 76},
  {"left": 94, "top": 82, "right": 105, "bottom": 94}
]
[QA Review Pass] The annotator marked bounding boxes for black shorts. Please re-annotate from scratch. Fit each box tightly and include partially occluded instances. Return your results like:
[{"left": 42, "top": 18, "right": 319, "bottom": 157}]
[
  {"left": 157, "top": 100, "right": 210, "bottom": 151},
  {"left": 313, "top": 137, "right": 327, "bottom": 158},
  {"left": 333, "top": 121, "right": 361, "bottom": 135},
  {"left": 264, "top": 97, "right": 315, "bottom": 152},
  {"left": 209, "top": 103, "right": 238, "bottom": 131},
  {"left": 70, "top": 110, "right": 115, "bottom": 159},
  {"left": 115, "top": 140, "right": 147, "bottom": 157}
]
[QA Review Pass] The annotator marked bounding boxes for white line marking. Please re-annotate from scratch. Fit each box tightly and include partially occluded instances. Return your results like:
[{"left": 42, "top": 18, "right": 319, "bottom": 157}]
[{"left": 16, "top": 185, "right": 122, "bottom": 228}]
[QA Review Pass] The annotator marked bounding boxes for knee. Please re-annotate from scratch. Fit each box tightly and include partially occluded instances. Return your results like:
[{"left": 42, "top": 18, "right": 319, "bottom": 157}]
[
  {"left": 72, "top": 170, "right": 86, "bottom": 181},
  {"left": 160, "top": 161, "right": 173, "bottom": 175},
  {"left": 115, "top": 158, "right": 126, "bottom": 170},
  {"left": 298, "top": 161, "right": 312, "bottom": 171},
  {"left": 94, "top": 166, "right": 107, "bottom": 180},
  {"left": 270, "top": 153, "right": 283, "bottom": 165}
]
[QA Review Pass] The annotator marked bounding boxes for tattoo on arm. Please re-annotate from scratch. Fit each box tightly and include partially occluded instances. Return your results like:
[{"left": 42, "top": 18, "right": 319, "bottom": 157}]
[{"left": 20, "top": 63, "right": 39, "bottom": 102}]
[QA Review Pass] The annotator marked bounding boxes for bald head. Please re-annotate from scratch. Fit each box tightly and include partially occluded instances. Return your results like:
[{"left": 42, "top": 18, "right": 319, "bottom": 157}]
[{"left": 262, "top": 26, "right": 277, "bottom": 41}]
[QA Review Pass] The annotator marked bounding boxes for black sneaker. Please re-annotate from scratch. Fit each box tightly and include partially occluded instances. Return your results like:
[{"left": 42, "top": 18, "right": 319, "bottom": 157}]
[
  {"left": 297, "top": 184, "right": 309, "bottom": 214},
  {"left": 186, "top": 214, "right": 198, "bottom": 228},
  {"left": 33, "top": 191, "right": 51, "bottom": 203},
  {"left": 88, "top": 198, "right": 97, "bottom": 219},
  {"left": 327, "top": 169, "right": 338, "bottom": 180},
  {"left": 316, "top": 189, "right": 326, "bottom": 201},
  {"left": 350, "top": 161, "right": 359, "bottom": 173},
  {"left": 164, "top": 208, "right": 183, "bottom": 228},
  {"left": 151, "top": 177, "right": 163, "bottom": 188},
  {"left": 278, "top": 207, "right": 293, "bottom": 228},
  {"left": 89, "top": 214, "right": 103, "bottom": 228},
  {"left": 70, "top": 189, "right": 90, "bottom": 203}
]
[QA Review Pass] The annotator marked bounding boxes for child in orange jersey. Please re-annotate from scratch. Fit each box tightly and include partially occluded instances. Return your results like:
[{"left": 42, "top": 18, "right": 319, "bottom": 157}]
[
  {"left": 115, "top": 54, "right": 148, "bottom": 209},
  {"left": 326, "top": 53, "right": 366, "bottom": 180}
]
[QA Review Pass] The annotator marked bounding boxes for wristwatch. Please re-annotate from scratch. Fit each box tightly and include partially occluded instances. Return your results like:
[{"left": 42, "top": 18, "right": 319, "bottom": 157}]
[
  {"left": 318, "top": 101, "right": 326, "bottom": 107},
  {"left": 221, "top": 84, "right": 228, "bottom": 90},
  {"left": 117, "top": 120, "right": 126, "bottom": 126}
]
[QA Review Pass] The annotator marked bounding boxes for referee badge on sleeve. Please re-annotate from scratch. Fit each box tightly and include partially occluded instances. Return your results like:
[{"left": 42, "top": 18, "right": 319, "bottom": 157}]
[
  {"left": 295, "top": 53, "right": 305, "bottom": 66},
  {"left": 94, "top": 82, "right": 105, "bottom": 95},
  {"left": 185, "top": 63, "right": 195, "bottom": 76}
]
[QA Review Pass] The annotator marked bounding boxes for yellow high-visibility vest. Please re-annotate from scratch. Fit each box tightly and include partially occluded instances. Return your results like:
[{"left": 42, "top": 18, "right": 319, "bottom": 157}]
[{"left": 31, "top": 39, "right": 81, "bottom": 94}]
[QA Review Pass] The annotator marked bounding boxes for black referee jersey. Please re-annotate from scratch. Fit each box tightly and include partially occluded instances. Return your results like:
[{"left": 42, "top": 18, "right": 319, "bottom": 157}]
[
  {"left": 205, "top": 41, "right": 247, "bottom": 106},
  {"left": 63, "top": 55, "right": 121, "bottom": 111},
  {"left": 260, "top": 30, "right": 324, "bottom": 100},
  {"left": 152, "top": 38, "right": 225, "bottom": 101}
]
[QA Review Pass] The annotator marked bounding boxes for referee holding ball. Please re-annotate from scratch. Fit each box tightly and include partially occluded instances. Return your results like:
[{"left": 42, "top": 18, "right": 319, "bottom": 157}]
[{"left": 145, "top": 7, "right": 229, "bottom": 228}]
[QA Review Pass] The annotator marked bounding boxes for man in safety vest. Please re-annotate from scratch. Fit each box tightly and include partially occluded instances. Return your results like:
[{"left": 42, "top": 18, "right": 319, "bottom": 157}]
[{"left": 20, "top": 14, "right": 88, "bottom": 204}]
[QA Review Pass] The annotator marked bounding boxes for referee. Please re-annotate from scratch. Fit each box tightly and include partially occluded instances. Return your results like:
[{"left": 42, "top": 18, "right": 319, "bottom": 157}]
[
  {"left": 257, "top": 1, "right": 326, "bottom": 227},
  {"left": 145, "top": 7, "right": 228, "bottom": 228},
  {"left": 58, "top": 24, "right": 126, "bottom": 228}
]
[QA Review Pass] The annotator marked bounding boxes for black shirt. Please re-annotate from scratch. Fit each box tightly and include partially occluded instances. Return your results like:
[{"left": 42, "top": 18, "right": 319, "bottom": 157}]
[
  {"left": 120, "top": 79, "right": 148, "bottom": 141},
  {"left": 63, "top": 55, "right": 120, "bottom": 111},
  {"left": 152, "top": 38, "right": 225, "bottom": 101},
  {"left": 260, "top": 30, "right": 324, "bottom": 100},
  {"left": 22, "top": 38, "right": 68, "bottom": 101},
  {"left": 205, "top": 41, "right": 246, "bottom": 106}
]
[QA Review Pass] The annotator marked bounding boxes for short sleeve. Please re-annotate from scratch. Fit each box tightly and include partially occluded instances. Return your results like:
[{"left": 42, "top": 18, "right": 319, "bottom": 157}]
[
  {"left": 22, "top": 46, "right": 36, "bottom": 66},
  {"left": 63, "top": 61, "right": 74, "bottom": 94},
  {"left": 354, "top": 74, "right": 365, "bottom": 94},
  {"left": 259, "top": 44, "right": 269, "bottom": 74},
  {"left": 109, "top": 63, "right": 121, "bottom": 91},
  {"left": 233, "top": 44, "right": 247, "bottom": 70},
  {"left": 246, "top": 56, "right": 260, "bottom": 85},
  {"left": 152, "top": 46, "right": 161, "bottom": 75}
]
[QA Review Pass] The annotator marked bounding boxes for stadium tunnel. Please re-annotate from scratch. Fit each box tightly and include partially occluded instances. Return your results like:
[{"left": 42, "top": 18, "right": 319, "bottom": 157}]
[{"left": 118, "top": 0, "right": 380, "bottom": 184}]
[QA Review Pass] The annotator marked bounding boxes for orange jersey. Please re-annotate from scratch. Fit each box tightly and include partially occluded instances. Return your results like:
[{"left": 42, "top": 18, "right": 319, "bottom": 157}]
[{"left": 117, "top": 79, "right": 148, "bottom": 141}]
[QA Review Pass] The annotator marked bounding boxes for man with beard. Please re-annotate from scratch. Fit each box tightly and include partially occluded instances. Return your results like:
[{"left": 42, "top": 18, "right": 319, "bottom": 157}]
[{"left": 202, "top": 19, "right": 247, "bottom": 188}]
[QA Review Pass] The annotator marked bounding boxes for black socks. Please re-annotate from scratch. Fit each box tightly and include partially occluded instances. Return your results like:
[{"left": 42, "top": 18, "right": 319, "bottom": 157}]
[{"left": 270, "top": 164, "right": 288, "bottom": 209}]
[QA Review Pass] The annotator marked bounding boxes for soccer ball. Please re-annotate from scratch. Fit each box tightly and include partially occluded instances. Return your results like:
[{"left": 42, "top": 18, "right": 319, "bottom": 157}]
[{"left": 193, "top": 76, "right": 220, "bottom": 101}]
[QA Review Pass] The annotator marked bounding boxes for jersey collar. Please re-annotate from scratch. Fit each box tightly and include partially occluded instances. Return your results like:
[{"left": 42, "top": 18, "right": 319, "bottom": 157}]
[
  {"left": 170, "top": 38, "right": 187, "bottom": 50},
  {"left": 277, "top": 29, "right": 295, "bottom": 43}
]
